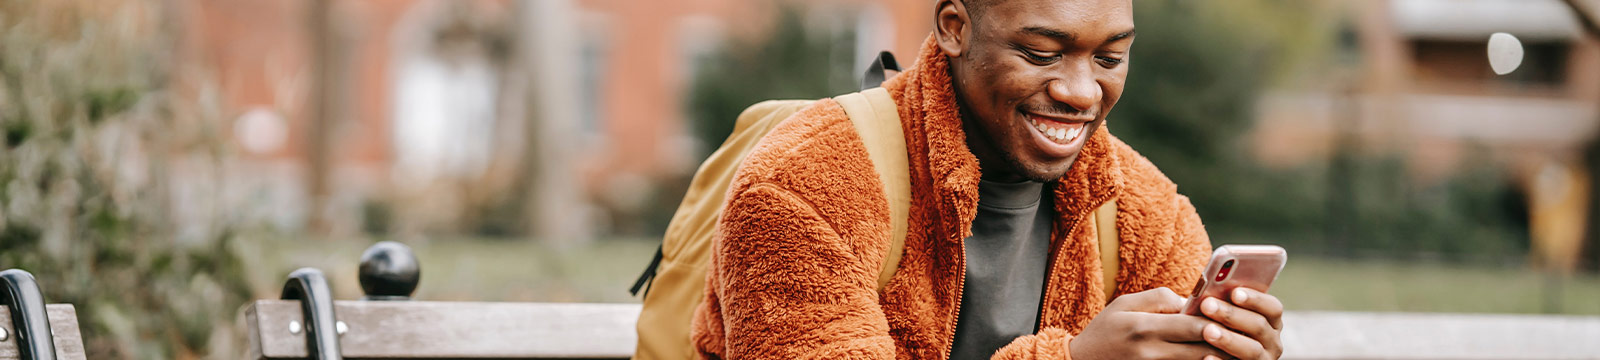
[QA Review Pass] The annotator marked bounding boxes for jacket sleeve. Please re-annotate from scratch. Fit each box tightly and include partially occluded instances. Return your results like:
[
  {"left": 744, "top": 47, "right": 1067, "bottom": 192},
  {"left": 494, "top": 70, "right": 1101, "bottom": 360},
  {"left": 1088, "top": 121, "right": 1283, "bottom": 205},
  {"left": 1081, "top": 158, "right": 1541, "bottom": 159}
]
[
  {"left": 988, "top": 328, "right": 1074, "bottom": 360},
  {"left": 693, "top": 182, "right": 896, "bottom": 359},
  {"left": 1159, "top": 194, "right": 1211, "bottom": 297},
  {"left": 988, "top": 194, "right": 1212, "bottom": 360}
]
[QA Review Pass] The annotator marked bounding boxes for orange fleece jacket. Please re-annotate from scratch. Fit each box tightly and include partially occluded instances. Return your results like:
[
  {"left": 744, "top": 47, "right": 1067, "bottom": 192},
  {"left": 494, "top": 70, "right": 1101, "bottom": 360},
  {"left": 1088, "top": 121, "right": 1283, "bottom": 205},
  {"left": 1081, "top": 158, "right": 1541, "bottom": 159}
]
[{"left": 691, "top": 35, "right": 1212, "bottom": 360}]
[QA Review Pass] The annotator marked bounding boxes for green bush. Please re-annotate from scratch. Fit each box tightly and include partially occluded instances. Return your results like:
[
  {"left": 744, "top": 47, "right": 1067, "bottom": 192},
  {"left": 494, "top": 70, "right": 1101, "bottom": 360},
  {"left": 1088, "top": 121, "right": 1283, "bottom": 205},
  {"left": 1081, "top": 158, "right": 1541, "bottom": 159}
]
[
  {"left": 0, "top": 1, "right": 249, "bottom": 358},
  {"left": 686, "top": 6, "right": 859, "bottom": 158}
]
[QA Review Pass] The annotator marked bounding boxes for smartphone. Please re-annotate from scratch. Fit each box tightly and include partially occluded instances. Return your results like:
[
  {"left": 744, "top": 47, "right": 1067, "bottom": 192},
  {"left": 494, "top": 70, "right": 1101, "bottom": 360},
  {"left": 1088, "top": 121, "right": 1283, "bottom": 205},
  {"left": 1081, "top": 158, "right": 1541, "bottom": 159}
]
[{"left": 1182, "top": 245, "right": 1287, "bottom": 316}]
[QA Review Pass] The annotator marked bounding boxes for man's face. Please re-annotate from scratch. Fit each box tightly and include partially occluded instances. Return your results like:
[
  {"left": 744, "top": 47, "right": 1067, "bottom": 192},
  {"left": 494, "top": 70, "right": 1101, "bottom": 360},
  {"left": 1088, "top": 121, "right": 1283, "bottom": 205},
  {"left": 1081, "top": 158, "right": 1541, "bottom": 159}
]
[{"left": 940, "top": 0, "right": 1134, "bottom": 182}]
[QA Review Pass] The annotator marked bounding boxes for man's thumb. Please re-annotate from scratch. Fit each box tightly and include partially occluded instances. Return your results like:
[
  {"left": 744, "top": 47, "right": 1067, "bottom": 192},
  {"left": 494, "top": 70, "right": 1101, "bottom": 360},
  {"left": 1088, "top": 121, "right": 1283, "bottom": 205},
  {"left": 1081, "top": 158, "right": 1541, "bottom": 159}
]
[{"left": 1110, "top": 287, "right": 1187, "bottom": 314}]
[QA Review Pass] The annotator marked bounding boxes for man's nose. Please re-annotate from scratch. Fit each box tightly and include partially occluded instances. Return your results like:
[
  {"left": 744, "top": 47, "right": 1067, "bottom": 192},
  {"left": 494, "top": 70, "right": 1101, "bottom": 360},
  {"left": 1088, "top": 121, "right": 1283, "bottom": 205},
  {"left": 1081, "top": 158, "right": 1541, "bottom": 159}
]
[{"left": 1046, "top": 64, "right": 1101, "bottom": 114}]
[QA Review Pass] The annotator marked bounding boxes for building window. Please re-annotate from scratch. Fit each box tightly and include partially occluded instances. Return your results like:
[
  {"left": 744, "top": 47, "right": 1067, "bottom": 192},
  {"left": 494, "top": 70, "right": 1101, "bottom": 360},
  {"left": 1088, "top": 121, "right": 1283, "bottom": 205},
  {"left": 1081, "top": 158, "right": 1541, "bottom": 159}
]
[{"left": 1410, "top": 39, "right": 1569, "bottom": 88}]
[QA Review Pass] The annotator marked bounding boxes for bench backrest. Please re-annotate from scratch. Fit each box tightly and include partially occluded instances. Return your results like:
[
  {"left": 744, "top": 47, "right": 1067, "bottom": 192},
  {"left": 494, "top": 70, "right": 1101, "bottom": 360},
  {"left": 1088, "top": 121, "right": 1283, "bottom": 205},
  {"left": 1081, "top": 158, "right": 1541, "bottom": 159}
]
[
  {"left": 243, "top": 242, "right": 1600, "bottom": 359},
  {"left": 244, "top": 302, "right": 1600, "bottom": 360},
  {"left": 244, "top": 300, "right": 637, "bottom": 359}
]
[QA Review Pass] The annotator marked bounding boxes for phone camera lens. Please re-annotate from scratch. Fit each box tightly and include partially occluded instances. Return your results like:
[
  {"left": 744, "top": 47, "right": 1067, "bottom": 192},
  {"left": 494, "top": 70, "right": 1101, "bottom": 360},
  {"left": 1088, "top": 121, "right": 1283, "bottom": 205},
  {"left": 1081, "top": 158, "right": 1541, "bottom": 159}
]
[{"left": 1215, "top": 259, "right": 1235, "bottom": 282}]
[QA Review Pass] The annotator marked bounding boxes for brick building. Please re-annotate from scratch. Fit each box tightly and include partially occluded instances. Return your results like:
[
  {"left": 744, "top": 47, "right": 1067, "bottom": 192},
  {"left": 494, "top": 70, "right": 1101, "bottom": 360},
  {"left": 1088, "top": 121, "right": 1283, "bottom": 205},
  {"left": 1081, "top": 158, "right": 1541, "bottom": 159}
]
[{"left": 172, "top": 0, "right": 935, "bottom": 240}]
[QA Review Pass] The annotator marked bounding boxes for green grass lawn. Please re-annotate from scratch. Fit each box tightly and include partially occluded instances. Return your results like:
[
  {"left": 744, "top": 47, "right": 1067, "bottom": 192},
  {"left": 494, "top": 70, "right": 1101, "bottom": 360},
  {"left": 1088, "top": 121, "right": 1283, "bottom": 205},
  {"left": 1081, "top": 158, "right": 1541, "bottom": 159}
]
[
  {"left": 1274, "top": 257, "right": 1600, "bottom": 315},
  {"left": 239, "top": 236, "right": 1600, "bottom": 315},
  {"left": 237, "top": 235, "right": 660, "bottom": 304}
]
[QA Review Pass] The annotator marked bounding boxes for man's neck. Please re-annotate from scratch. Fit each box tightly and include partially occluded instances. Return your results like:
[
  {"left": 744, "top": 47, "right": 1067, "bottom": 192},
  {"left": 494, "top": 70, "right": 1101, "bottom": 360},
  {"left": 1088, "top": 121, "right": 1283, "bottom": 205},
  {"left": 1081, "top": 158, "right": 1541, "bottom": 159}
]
[{"left": 960, "top": 111, "right": 1030, "bottom": 183}]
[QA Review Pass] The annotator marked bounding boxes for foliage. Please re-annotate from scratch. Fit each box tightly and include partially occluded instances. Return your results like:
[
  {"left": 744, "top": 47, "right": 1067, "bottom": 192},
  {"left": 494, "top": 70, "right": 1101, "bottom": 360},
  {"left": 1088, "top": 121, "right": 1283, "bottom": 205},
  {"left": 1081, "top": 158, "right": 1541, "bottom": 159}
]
[
  {"left": 663, "top": 5, "right": 858, "bottom": 237},
  {"left": 0, "top": 1, "right": 249, "bottom": 358},
  {"left": 1114, "top": 0, "right": 1325, "bottom": 231},
  {"left": 686, "top": 6, "right": 860, "bottom": 157}
]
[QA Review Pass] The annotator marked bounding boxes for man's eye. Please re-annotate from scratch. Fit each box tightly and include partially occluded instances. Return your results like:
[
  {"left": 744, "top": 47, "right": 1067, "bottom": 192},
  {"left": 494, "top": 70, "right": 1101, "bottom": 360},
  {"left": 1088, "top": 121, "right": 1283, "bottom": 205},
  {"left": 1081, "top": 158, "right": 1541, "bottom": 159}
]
[
  {"left": 1095, "top": 55, "right": 1125, "bottom": 68},
  {"left": 1022, "top": 49, "right": 1061, "bottom": 64}
]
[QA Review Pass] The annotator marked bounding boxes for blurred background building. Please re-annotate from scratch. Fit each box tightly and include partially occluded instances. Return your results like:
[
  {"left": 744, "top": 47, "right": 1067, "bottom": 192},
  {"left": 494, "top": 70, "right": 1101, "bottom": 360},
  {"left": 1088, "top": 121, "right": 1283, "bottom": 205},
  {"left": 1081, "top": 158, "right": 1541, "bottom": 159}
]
[
  {"left": 5, "top": 0, "right": 1600, "bottom": 358},
  {"left": 1252, "top": 0, "right": 1600, "bottom": 272},
  {"left": 170, "top": 0, "right": 941, "bottom": 244}
]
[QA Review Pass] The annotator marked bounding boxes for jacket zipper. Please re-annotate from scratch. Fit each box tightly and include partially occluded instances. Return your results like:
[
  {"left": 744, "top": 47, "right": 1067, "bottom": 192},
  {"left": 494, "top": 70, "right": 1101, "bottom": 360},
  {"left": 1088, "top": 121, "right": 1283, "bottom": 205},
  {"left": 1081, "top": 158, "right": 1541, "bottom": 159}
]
[
  {"left": 942, "top": 235, "right": 968, "bottom": 360},
  {"left": 941, "top": 197, "right": 1105, "bottom": 358},
  {"left": 1036, "top": 221, "right": 1067, "bottom": 332},
  {"left": 1034, "top": 199, "right": 1105, "bottom": 333}
]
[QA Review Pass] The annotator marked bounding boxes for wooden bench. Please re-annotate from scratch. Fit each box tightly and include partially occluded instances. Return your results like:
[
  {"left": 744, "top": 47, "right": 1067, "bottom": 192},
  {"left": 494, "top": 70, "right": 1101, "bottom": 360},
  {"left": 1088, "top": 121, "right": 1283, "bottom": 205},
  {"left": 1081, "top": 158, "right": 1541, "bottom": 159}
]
[
  {"left": 0, "top": 269, "right": 87, "bottom": 360},
  {"left": 246, "top": 303, "right": 1600, "bottom": 359},
  {"left": 245, "top": 300, "right": 637, "bottom": 359},
  {"left": 244, "top": 242, "right": 1600, "bottom": 359},
  {"left": 242, "top": 241, "right": 639, "bottom": 360}
]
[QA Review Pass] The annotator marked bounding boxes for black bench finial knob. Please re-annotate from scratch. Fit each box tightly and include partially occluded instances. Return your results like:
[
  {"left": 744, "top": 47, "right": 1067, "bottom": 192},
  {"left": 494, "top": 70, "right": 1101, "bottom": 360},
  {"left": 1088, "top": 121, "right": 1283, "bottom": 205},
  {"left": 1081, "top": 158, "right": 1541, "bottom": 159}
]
[{"left": 358, "top": 241, "right": 420, "bottom": 300}]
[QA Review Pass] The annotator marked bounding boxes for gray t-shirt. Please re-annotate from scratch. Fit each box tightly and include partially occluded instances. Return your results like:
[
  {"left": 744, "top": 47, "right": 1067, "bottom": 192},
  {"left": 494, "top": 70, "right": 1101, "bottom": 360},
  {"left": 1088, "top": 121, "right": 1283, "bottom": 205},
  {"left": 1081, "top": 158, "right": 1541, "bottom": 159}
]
[{"left": 948, "top": 179, "right": 1055, "bottom": 359}]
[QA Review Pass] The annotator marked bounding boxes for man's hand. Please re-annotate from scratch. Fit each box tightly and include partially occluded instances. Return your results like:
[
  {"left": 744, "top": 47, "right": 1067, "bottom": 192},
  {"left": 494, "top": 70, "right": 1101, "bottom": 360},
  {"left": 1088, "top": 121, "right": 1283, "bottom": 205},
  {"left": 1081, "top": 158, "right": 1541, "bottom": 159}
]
[
  {"left": 1195, "top": 287, "right": 1284, "bottom": 360},
  {"left": 1068, "top": 288, "right": 1228, "bottom": 360}
]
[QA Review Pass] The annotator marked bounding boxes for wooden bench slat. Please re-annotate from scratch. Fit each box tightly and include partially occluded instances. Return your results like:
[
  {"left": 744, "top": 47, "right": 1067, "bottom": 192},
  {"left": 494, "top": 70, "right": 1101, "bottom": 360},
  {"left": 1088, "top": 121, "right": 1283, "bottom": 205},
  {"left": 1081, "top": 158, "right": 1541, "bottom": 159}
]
[
  {"left": 0, "top": 304, "right": 87, "bottom": 360},
  {"left": 246, "top": 300, "right": 639, "bottom": 359}
]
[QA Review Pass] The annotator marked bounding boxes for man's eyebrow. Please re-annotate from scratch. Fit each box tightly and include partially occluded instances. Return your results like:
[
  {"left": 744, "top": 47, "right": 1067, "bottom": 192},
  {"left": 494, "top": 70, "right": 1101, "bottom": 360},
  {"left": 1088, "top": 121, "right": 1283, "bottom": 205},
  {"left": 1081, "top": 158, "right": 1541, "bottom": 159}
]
[
  {"left": 1020, "top": 27, "right": 1136, "bottom": 44},
  {"left": 1107, "top": 29, "right": 1136, "bottom": 42},
  {"left": 1021, "top": 26, "right": 1075, "bottom": 42}
]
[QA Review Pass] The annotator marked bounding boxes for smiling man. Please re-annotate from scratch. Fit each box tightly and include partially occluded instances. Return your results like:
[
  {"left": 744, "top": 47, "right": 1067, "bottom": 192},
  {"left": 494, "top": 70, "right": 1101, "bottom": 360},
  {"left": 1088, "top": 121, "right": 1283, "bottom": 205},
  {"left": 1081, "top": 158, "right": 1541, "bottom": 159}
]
[{"left": 690, "top": 0, "right": 1284, "bottom": 359}]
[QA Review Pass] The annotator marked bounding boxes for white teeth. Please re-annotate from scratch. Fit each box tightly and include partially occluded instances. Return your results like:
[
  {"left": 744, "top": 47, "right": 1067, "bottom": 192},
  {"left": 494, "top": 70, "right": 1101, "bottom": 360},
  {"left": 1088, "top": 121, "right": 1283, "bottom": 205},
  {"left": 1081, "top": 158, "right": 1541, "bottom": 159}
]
[{"left": 1032, "top": 116, "right": 1087, "bottom": 143}]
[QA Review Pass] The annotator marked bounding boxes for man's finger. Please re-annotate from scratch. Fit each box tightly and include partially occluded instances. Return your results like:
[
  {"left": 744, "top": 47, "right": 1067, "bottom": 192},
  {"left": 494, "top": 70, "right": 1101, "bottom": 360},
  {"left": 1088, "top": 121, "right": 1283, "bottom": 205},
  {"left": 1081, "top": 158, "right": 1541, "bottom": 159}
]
[
  {"left": 1110, "top": 287, "right": 1186, "bottom": 314},
  {"left": 1231, "top": 288, "right": 1284, "bottom": 330},
  {"left": 1203, "top": 322, "right": 1268, "bottom": 360},
  {"left": 1134, "top": 313, "right": 1214, "bottom": 343},
  {"left": 1151, "top": 341, "right": 1229, "bottom": 360},
  {"left": 1200, "top": 297, "right": 1274, "bottom": 340}
]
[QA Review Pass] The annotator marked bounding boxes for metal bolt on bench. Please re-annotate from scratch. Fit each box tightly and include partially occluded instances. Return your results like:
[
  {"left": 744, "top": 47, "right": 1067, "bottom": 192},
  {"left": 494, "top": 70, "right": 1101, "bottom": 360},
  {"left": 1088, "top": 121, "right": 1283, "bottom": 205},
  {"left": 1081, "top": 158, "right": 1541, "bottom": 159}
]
[{"left": 279, "top": 268, "right": 342, "bottom": 360}]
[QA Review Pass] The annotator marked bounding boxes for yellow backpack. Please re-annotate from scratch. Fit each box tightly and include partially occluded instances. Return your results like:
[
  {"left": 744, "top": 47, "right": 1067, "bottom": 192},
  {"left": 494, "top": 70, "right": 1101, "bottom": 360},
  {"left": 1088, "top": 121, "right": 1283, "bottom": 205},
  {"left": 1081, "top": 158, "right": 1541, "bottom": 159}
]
[
  {"left": 629, "top": 86, "right": 909, "bottom": 360},
  {"left": 628, "top": 52, "right": 911, "bottom": 360}
]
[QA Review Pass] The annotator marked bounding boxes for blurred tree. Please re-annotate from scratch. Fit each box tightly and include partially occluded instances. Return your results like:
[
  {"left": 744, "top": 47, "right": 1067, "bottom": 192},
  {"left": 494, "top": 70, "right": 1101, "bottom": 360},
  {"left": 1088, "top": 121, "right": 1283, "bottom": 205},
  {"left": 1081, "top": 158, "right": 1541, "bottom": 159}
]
[
  {"left": 686, "top": 6, "right": 859, "bottom": 156},
  {"left": 1113, "top": 0, "right": 1337, "bottom": 247},
  {"left": 0, "top": 1, "right": 249, "bottom": 358},
  {"left": 669, "top": 5, "right": 857, "bottom": 237},
  {"left": 305, "top": 0, "right": 351, "bottom": 235}
]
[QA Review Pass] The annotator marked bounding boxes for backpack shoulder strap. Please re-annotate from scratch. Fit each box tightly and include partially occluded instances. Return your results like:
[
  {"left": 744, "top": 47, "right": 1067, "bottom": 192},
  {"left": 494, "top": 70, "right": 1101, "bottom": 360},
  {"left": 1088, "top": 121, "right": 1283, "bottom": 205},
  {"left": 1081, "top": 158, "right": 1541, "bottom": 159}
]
[
  {"left": 835, "top": 87, "right": 909, "bottom": 294},
  {"left": 1095, "top": 199, "right": 1119, "bottom": 299}
]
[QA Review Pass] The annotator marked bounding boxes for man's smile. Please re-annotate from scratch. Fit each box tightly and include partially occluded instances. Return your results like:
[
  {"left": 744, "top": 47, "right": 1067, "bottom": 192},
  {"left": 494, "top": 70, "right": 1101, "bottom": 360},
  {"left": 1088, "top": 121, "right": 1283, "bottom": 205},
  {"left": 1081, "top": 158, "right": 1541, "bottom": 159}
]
[{"left": 1024, "top": 111, "right": 1093, "bottom": 157}]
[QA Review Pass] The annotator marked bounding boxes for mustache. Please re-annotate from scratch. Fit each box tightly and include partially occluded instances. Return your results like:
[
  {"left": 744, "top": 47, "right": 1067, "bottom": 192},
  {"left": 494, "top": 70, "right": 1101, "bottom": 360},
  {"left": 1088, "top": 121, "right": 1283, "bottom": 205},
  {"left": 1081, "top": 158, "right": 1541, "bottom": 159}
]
[{"left": 1020, "top": 103, "right": 1095, "bottom": 119}]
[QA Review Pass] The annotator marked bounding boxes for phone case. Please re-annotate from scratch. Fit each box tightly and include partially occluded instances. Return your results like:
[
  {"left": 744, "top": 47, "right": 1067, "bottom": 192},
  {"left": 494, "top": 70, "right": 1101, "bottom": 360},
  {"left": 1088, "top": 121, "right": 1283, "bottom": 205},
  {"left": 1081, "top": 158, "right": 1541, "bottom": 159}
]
[{"left": 1181, "top": 245, "right": 1286, "bottom": 316}]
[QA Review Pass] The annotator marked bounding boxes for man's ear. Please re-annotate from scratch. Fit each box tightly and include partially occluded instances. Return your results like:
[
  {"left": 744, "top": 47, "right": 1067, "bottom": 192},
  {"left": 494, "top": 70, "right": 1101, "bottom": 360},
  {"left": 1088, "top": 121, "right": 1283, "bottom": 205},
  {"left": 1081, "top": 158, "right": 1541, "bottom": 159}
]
[{"left": 934, "top": 0, "right": 970, "bottom": 58}]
